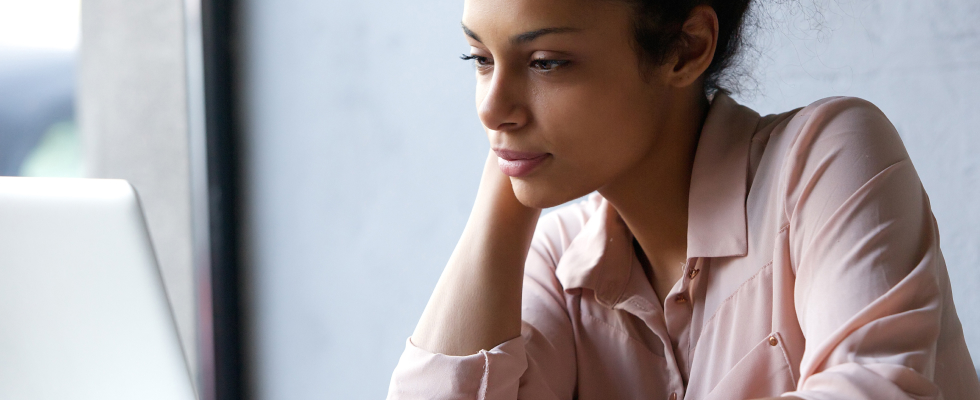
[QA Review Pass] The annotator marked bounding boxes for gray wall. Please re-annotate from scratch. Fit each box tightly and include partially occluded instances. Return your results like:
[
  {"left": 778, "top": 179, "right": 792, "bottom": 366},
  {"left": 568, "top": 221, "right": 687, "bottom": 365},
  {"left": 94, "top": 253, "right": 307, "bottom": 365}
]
[
  {"left": 238, "top": 0, "right": 980, "bottom": 398},
  {"left": 79, "top": 0, "right": 200, "bottom": 383}
]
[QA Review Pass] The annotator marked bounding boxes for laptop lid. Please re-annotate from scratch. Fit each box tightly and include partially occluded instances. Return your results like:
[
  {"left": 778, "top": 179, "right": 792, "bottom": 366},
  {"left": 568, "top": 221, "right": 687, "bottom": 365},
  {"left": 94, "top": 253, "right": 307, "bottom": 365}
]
[{"left": 0, "top": 177, "right": 197, "bottom": 400}]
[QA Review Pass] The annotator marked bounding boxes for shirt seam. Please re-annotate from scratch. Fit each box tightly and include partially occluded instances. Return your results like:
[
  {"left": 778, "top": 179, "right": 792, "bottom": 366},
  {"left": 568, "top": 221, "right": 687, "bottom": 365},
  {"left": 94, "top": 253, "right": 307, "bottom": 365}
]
[
  {"left": 478, "top": 349, "right": 490, "bottom": 400},
  {"left": 687, "top": 258, "right": 706, "bottom": 367},
  {"left": 772, "top": 331, "right": 799, "bottom": 389}
]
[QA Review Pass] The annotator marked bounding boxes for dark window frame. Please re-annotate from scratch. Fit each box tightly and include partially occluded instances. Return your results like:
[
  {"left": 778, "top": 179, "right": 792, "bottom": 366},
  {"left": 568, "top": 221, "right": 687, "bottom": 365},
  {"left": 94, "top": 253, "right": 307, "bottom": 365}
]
[{"left": 201, "top": 0, "right": 245, "bottom": 398}]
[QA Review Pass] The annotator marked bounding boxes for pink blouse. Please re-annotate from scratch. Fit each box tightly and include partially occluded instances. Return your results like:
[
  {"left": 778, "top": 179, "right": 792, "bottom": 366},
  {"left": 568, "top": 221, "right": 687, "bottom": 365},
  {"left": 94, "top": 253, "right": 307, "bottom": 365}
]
[{"left": 387, "top": 94, "right": 980, "bottom": 399}]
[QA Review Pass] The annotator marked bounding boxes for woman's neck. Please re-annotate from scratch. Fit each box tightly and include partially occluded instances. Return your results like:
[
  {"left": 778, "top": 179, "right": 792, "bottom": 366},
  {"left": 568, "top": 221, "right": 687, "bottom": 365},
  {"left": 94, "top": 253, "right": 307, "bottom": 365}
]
[{"left": 598, "top": 91, "right": 708, "bottom": 306}]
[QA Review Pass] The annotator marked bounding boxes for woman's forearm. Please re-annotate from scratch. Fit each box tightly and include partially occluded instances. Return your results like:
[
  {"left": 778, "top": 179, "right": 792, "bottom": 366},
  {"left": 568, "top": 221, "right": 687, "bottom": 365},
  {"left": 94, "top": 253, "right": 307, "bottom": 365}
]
[{"left": 411, "top": 151, "right": 541, "bottom": 356}]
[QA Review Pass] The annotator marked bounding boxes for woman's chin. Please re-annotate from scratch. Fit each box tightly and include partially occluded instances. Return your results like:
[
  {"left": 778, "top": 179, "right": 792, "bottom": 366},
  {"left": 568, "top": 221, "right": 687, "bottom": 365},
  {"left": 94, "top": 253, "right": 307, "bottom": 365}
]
[{"left": 511, "top": 178, "right": 591, "bottom": 210}]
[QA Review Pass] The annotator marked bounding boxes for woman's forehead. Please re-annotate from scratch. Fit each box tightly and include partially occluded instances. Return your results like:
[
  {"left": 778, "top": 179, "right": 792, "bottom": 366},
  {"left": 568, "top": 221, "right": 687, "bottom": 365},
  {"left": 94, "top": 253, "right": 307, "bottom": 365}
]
[{"left": 461, "top": 0, "right": 627, "bottom": 41}]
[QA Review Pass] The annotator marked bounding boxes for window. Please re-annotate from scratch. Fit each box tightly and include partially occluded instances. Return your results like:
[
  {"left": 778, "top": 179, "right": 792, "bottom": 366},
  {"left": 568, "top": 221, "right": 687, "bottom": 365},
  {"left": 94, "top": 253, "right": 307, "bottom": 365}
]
[{"left": 0, "top": 0, "right": 81, "bottom": 177}]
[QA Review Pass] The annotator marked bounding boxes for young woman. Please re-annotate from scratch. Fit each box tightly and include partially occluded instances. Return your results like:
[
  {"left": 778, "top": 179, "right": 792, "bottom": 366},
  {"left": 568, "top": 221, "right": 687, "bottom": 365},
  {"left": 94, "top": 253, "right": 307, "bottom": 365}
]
[{"left": 388, "top": 0, "right": 980, "bottom": 398}]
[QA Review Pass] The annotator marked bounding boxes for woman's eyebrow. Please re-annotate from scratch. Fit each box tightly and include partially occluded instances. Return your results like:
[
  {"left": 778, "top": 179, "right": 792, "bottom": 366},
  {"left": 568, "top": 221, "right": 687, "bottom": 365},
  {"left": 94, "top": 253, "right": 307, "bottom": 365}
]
[
  {"left": 512, "top": 27, "right": 580, "bottom": 44},
  {"left": 461, "top": 23, "right": 581, "bottom": 45},
  {"left": 462, "top": 24, "right": 483, "bottom": 43}
]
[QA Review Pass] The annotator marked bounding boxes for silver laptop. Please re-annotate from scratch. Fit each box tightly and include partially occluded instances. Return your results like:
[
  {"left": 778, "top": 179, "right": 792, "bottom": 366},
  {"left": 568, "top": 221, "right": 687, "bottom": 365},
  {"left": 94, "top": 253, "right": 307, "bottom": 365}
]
[{"left": 0, "top": 177, "right": 197, "bottom": 399}]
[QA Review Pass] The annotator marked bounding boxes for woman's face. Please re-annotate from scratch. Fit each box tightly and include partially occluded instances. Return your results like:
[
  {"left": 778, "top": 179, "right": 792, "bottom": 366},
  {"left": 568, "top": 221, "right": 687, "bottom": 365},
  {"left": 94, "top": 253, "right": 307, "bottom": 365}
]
[{"left": 462, "top": 0, "right": 677, "bottom": 208}]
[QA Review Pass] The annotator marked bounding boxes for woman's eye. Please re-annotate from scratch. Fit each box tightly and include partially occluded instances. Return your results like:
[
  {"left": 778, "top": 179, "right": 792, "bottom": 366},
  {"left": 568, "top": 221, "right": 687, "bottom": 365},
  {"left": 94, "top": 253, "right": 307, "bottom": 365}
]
[
  {"left": 460, "top": 54, "right": 492, "bottom": 67},
  {"left": 530, "top": 59, "right": 569, "bottom": 71}
]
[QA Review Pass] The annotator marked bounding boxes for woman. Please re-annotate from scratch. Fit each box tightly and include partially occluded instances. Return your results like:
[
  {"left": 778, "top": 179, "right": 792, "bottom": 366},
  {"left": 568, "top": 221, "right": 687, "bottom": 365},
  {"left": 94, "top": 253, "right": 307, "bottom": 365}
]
[{"left": 388, "top": 0, "right": 980, "bottom": 398}]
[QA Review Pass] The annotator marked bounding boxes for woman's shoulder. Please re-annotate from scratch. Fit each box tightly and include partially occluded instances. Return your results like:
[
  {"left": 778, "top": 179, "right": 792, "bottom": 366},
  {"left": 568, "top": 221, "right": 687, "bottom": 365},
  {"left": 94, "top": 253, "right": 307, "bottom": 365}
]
[
  {"left": 772, "top": 96, "right": 898, "bottom": 142},
  {"left": 756, "top": 95, "right": 907, "bottom": 171},
  {"left": 757, "top": 95, "right": 913, "bottom": 222},
  {"left": 799, "top": 95, "right": 883, "bottom": 115}
]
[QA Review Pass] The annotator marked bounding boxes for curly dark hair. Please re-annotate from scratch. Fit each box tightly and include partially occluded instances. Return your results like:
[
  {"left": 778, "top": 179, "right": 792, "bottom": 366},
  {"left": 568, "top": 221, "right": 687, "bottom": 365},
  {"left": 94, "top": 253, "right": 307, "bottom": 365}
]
[{"left": 625, "top": 0, "right": 754, "bottom": 95}]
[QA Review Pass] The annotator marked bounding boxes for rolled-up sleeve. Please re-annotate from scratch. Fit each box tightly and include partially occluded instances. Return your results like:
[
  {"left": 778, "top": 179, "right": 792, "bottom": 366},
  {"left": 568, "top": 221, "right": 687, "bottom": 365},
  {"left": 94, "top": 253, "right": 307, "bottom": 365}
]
[
  {"left": 387, "top": 212, "right": 579, "bottom": 400},
  {"left": 387, "top": 336, "right": 527, "bottom": 399},
  {"left": 782, "top": 98, "right": 960, "bottom": 399}
]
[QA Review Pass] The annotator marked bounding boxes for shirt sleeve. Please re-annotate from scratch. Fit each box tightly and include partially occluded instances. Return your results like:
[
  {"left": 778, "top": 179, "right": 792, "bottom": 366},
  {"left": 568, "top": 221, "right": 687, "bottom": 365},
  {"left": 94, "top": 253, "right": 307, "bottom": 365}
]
[
  {"left": 387, "top": 212, "right": 579, "bottom": 400},
  {"left": 780, "top": 97, "right": 968, "bottom": 399}
]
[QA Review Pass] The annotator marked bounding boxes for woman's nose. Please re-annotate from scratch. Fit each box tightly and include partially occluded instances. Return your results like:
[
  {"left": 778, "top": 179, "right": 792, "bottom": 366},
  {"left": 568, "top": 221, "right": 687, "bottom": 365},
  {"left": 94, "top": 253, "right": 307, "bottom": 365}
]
[{"left": 477, "top": 71, "right": 529, "bottom": 132}]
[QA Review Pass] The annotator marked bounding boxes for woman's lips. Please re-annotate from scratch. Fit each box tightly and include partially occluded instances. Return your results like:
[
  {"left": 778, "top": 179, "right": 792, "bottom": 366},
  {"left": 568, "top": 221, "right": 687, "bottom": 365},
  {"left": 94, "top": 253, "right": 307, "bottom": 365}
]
[{"left": 493, "top": 149, "right": 550, "bottom": 177}]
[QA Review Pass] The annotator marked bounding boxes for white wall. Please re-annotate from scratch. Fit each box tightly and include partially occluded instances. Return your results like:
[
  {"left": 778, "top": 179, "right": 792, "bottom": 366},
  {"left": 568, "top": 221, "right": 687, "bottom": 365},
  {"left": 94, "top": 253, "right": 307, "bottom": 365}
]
[{"left": 238, "top": 0, "right": 980, "bottom": 398}]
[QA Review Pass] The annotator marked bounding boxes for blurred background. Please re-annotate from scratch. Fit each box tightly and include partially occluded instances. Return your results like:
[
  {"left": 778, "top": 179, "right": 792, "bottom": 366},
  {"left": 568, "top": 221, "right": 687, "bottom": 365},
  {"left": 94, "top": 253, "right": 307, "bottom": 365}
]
[
  {"left": 0, "top": 0, "right": 80, "bottom": 178},
  {"left": 1, "top": 0, "right": 977, "bottom": 399}
]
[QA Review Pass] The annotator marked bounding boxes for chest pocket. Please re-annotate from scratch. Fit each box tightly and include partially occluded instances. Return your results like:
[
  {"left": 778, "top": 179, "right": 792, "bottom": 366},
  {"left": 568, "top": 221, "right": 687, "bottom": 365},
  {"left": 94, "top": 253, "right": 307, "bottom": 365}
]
[{"left": 701, "top": 332, "right": 797, "bottom": 400}]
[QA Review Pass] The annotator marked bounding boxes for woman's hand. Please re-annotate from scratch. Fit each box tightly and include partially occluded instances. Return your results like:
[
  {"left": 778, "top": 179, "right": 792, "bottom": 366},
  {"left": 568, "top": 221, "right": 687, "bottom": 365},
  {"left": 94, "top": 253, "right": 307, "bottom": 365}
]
[{"left": 411, "top": 150, "right": 541, "bottom": 356}]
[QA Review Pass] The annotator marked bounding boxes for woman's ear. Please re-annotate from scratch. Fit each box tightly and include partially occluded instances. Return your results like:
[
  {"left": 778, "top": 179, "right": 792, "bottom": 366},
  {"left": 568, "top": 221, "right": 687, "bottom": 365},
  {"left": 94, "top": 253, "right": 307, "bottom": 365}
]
[{"left": 665, "top": 5, "right": 719, "bottom": 88}]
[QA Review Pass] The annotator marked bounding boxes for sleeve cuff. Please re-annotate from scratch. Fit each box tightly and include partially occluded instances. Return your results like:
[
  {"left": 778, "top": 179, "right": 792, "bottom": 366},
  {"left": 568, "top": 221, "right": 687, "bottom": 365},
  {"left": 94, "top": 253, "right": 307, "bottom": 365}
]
[{"left": 387, "top": 336, "right": 528, "bottom": 400}]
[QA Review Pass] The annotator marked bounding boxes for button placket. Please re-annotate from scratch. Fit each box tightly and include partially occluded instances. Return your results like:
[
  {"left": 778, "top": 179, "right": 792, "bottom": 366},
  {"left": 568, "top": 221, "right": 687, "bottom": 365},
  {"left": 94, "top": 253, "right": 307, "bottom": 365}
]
[
  {"left": 671, "top": 260, "right": 696, "bottom": 308},
  {"left": 661, "top": 260, "right": 698, "bottom": 384}
]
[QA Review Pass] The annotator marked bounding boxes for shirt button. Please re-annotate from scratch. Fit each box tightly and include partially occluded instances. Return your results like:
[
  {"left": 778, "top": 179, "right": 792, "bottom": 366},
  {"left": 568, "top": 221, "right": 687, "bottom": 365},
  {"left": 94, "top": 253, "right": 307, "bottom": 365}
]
[
  {"left": 669, "top": 393, "right": 677, "bottom": 400},
  {"left": 769, "top": 335, "right": 778, "bottom": 346},
  {"left": 688, "top": 268, "right": 700, "bottom": 279},
  {"left": 674, "top": 295, "right": 687, "bottom": 304}
]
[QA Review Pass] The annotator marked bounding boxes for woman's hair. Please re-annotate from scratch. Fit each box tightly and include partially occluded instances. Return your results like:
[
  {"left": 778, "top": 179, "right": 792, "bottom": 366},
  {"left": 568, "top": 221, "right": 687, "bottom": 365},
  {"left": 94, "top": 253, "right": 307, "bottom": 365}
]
[{"left": 626, "top": 0, "right": 754, "bottom": 94}]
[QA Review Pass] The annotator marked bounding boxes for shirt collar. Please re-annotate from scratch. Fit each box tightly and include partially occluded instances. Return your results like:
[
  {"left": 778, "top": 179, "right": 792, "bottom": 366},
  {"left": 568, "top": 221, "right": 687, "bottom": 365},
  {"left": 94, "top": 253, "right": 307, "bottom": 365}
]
[
  {"left": 555, "top": 196, "right": 635, "bottom": 306},
  {"left": 686, "top": 93, "right": 759, "bottom": 259},
  {"left": 555, "top": 93, "right": 759, "bottom": 298}
]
